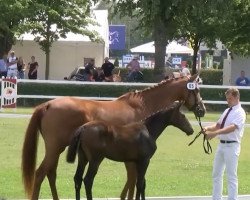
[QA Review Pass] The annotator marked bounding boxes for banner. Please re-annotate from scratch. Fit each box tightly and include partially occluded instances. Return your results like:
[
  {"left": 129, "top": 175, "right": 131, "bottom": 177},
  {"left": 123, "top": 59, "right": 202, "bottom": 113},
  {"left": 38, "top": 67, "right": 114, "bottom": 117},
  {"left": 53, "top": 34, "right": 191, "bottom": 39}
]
[
  {"left": 109, "top": 25, "right": 126, "bottom": 50},
  {"left": 1, "top": 77, "right": 17, "bottom": 109}
]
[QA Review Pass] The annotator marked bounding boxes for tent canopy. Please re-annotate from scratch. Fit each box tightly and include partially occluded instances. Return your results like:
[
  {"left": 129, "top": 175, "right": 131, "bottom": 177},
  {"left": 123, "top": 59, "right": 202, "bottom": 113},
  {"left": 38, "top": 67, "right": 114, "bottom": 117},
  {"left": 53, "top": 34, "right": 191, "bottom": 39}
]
[{"left": 130, "top": 41, "right": 193, "bottom": 55}]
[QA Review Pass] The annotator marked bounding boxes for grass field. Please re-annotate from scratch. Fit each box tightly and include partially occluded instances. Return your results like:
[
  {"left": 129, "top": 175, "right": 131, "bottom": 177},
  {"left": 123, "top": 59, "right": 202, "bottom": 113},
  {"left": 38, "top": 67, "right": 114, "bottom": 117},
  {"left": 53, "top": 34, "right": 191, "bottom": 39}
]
[{"left": 0, "top": 108, "right": 249, "bottom": 199}]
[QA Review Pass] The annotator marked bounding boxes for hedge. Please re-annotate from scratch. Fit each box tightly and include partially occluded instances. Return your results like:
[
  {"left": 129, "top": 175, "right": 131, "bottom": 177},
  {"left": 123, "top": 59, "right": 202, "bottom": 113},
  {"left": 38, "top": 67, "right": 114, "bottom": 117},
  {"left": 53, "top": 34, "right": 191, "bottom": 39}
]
[
  {"left": 1, "top": 69, "right": 249, "bottom": 111},
  {"left": 14, "top": 81, "right": 250, "bottom": 112}
]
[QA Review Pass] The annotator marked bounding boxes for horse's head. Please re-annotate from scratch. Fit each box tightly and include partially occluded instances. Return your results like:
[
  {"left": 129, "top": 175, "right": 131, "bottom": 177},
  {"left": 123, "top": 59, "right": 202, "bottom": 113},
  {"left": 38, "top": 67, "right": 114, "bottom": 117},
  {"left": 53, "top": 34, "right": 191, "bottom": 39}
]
[
  {"left": 169, "top": 102, "right": 194, "bottom": 135},
  {"left": 182, "top": 74, "right": 206, "bottom": 118}
]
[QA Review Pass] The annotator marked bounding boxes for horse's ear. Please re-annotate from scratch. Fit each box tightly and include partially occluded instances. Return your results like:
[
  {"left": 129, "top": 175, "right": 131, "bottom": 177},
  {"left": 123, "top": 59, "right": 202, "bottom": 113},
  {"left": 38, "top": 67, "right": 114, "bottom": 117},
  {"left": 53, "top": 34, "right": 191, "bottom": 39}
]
[
  {"left": 190, "top": 73, "right": 198, "bottom": 82},
  {"left": 177, "top": 102, "right": 182, "bottom": 109},
  {"left": 173, "top": 101, "right": 182, "bottom": 109}
]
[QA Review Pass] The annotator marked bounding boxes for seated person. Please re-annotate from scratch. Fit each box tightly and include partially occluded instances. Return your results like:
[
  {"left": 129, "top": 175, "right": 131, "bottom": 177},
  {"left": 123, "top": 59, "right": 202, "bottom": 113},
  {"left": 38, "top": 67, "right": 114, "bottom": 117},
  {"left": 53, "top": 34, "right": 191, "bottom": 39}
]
[
  {"left": 180, "top": 67, "right": 191, "bottom": 77},
  {"left": 126, "top": 56, "right": 141, "bottom": 81},
  {"left": 101, "top": 57, "right": 115, "bottom": 82},
  {"left": 235, "top": 70, "right": 249, "bottom": 86},
  {"left": 84, "top": 59, "right": 95, "bottom": 81}
]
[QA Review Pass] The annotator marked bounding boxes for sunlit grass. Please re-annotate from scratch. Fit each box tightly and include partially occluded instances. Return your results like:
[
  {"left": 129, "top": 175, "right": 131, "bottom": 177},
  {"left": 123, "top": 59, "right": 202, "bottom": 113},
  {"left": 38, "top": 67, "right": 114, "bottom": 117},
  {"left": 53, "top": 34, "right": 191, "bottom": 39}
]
[{"left": 0, "top": 111, "right": 249, "bottom": 199}]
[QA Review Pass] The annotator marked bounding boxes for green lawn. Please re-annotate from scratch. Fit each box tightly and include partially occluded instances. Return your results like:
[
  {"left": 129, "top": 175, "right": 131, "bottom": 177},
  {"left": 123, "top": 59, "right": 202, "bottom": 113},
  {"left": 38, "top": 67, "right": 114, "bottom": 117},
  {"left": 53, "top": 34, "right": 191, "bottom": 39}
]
[{"left": 0, "top": 109, "right": 249, "bottom": 199}]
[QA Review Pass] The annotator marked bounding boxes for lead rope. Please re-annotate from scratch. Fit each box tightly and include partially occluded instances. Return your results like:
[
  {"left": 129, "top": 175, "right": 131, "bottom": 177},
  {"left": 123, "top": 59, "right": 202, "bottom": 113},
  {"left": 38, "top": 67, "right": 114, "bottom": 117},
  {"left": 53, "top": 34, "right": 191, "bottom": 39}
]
[{"left": 188, "top": 115, "right": 212, "bottom": 154}]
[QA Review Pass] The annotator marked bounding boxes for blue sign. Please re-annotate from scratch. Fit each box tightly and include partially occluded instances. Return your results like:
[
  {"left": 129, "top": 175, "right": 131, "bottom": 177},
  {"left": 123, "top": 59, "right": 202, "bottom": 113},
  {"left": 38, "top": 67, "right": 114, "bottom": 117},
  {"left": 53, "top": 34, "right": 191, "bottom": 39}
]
[{"left": 109, "top": 25, "right": 126, "bottom": 50}]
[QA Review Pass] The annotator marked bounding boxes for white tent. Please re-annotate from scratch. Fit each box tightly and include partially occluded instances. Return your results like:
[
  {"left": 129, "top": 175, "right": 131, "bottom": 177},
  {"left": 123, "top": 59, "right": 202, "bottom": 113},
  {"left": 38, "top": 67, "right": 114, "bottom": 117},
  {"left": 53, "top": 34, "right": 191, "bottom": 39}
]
[{"left": 130, "top": 41, "right": 193, "bottom": 55}]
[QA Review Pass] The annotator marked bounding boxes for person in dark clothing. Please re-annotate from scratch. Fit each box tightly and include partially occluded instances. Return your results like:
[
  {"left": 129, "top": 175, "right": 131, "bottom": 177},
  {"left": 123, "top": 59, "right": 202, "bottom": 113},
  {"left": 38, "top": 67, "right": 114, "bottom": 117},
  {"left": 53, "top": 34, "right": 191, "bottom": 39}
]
[
  {"left": 84, "top": 59, "right": 95, "bottom": 81},
  {"left": 101, "top": 57, "right": 115, "bottom": 82},
  {"left": 28, "top": 56, "right": 39, "bottom": 79}
]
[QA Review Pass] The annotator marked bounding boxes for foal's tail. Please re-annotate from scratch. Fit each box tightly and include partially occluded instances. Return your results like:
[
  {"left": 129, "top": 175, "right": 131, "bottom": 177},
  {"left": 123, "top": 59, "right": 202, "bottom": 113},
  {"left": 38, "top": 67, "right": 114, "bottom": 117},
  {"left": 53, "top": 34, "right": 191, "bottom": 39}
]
[
  {"left": 21, "top": 103, "right": 47, "bottom": 197},
  {"left": 66, "top": 127, "right": 82, "bottom": 163}
]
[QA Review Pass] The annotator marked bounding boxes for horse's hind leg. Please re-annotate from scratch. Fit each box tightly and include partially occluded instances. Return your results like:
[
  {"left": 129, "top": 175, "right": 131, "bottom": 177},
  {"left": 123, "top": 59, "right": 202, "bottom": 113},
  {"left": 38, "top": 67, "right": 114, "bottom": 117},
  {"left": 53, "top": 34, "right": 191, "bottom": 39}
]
[
  {"left": 74, "top": 149, "right": 88, "bottom": 200},
  {"left": 121, "top": 162, "right": 137, "bottom": 200},
  {"left": 47, "top": 158, "right": 60, "bottom": 200},
  {"left": 32, "top": 151, "right": 60, "bottom": 200},
  {"left": 31, "top": 161, "right": 48, "bottom": 200},
  {"left": 83, "top": 159, "right": 103, "bottom": 200}
]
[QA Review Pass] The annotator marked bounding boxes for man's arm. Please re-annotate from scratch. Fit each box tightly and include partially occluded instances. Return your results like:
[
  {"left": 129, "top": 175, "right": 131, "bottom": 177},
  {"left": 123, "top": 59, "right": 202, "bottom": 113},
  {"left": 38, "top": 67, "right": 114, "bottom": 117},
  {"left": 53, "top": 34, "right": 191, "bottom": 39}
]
[{"left": 205, "top": 124, "right": 237, "bottom": 140}]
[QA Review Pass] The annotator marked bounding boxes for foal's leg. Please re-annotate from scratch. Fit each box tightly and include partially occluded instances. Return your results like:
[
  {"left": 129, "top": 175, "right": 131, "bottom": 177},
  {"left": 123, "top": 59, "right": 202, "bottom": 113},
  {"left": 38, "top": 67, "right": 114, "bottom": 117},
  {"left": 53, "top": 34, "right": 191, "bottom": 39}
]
[
  {"left": 83, "top": 158, "right": 103, "bottom": 200},
  {"left": 121, "top": 162, "right": 137, "bottom": 200},
  {"left": 135, "top": 159, "right": 150, "bottom": 200},
  {"left": 74, "top": 149, "right": 88, "bottom": 200}
]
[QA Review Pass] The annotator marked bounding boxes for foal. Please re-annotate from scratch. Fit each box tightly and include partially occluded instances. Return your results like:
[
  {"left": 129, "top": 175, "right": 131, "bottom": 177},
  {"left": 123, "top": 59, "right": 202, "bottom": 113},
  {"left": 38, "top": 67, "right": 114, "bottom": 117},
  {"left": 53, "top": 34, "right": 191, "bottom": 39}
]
[{"left": 67, "top": 103, "right": 193, "bottom": 200}]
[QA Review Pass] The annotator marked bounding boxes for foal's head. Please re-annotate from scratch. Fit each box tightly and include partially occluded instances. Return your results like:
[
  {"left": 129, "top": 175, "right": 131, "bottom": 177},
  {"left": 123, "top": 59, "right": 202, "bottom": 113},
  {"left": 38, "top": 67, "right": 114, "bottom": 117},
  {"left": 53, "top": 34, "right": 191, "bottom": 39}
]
[{"left": 168, "top": 103, "right": 194, "bottom": 135}]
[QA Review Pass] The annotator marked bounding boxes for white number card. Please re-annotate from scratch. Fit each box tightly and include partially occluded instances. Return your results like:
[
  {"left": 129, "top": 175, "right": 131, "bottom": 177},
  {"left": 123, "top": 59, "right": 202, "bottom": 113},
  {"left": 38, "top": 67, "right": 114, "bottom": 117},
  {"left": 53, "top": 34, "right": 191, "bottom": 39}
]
[{"left": 187, "top": 82, "right": 197, "bottom": 90}]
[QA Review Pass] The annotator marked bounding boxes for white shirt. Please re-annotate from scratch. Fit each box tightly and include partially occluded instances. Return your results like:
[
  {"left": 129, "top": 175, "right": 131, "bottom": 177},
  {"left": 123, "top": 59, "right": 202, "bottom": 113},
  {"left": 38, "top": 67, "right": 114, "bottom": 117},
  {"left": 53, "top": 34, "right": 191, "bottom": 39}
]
[
  {"left": 181, "top": 68, "right": 190, "bottom": 76},
  {"left": 8, "top": 56, "right": 17, "bottom": 69},
  {"left": 217, "top": 103, "right": 246, "bottom": 143}
]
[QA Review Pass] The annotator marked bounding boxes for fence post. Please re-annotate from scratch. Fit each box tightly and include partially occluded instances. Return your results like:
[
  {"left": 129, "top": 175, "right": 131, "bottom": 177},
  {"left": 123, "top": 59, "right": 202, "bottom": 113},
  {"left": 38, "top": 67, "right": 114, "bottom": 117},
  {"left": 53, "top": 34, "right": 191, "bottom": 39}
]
[{"left": 1, "top": 77, "right": 17, "bottom": 110}]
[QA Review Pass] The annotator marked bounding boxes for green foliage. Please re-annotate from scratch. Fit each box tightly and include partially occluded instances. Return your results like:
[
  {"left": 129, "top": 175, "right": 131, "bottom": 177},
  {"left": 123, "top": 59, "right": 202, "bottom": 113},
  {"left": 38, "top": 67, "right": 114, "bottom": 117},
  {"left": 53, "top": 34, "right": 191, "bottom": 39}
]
[
  {"left": 221, "top": 0, "right": 250, "bottom": 56},
  {"left": 200, "top": 69, "right": 223, "bottom": 85},
  {"left": 0, "top": 0, "right": 28, "bottom": 57}
]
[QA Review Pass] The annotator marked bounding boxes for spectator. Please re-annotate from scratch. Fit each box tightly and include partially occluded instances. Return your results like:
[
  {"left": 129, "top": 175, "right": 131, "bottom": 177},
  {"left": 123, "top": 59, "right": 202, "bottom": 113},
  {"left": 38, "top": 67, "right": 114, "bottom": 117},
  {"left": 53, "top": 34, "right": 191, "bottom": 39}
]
[
  {"left": 181, "top": 67, "right": 191, "bottom": 77},
  {"left": 0, "top": 55, "right": 8, "bottom": 78},
  {"left": 235, "top": 70, "right": 249, "bottom": 86},
  {"left": 17, "top": 56, "right": 26, "bottom": 79},
  {"left": 7, "top": 50, "right": 18, "bottom": 78},
  {"left": 84, "top": 59, "right": 95, "bottom": 81},
  {"left": 126, "top": 56, "right": 141, "bottom": 81},
  {"left": 204, "top": 88, "right": 246, "bottom": 200},
  {"left": 114, "top": 57, "right": 119, "bottom": 67},
  {"left": 101, "top": 57, "right": 115, "bottom": 82},
  {"left": 28, "top": 56, "right": 39, "bottom": 79}
]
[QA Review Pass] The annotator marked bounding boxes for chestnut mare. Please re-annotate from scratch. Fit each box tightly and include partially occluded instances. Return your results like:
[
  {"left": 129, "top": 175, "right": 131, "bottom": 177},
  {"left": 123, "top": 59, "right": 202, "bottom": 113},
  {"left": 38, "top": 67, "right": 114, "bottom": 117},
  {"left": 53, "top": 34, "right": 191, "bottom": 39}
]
[
  {"left": 21, "top": 74, "right": 205, "bottom": 200},
  {"left": 66, "top": 102, "right": 194, "bottom": 200}
]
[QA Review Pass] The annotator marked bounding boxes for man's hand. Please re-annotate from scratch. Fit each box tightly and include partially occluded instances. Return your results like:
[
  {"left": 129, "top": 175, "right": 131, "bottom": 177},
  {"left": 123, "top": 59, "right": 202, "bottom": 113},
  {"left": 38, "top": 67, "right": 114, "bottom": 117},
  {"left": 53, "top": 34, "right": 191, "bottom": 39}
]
[{"left": 205, "top": 131, "right": 218, "bottom": 140}]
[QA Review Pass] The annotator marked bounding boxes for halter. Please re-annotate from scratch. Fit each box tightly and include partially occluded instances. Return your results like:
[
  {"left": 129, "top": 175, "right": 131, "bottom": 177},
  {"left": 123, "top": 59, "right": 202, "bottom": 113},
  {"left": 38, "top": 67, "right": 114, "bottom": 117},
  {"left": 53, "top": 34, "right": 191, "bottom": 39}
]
[
  {"left": 188, "top": 115, "right": 212, "bottom": 154},
  {"left": 185, "top": 82, "right": 204, "bottom": 117},
  {"left": 185, "top": 81, "right": 212, "bottom": 154}
]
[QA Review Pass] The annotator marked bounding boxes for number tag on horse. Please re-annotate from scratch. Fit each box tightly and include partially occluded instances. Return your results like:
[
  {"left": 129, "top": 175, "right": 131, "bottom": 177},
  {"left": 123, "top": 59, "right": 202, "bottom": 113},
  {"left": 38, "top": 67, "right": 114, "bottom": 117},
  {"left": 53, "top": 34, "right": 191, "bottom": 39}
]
[{"left": 187, "top": 82, "right": 197, "bottom": 90}]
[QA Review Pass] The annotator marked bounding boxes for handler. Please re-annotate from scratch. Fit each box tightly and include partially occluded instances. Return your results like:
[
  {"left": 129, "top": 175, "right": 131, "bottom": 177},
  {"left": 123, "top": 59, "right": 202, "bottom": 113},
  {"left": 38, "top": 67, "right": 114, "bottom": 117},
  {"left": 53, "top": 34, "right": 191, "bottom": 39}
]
[{"left": 203, "top": 87, "right": 246, "bottom": 200}]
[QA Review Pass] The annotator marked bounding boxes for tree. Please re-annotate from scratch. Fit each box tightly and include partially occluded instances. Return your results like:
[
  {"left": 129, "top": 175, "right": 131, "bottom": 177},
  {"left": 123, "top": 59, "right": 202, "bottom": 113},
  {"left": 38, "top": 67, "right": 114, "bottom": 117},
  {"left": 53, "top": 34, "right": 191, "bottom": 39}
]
[
  {"left": 0, "top": 0, "right": 28, "bottom": 58},
  {"left": 173, "top": 0, "right": 227, "bottom": 74},
  {"left": 24, "top": 0, "right": 102, "bottom": 79},
  {"left": 220, "top": 0, "right": 250, "bottom": 56},
  {"left": 107, "top": 0, "right": 179, "bottom": 75}
]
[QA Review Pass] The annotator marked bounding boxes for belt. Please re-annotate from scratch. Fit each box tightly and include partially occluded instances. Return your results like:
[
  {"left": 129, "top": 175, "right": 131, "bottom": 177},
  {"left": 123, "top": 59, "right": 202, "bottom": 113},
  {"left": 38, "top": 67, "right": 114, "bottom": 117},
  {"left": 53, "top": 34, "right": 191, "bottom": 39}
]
[{"left": 220, "top": 140, "right": 237, "bottom": 144}]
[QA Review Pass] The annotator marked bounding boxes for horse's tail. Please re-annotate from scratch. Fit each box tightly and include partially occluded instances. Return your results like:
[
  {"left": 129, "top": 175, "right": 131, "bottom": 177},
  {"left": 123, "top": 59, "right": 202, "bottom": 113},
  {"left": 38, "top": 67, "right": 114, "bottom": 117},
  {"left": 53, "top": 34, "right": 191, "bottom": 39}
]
[
  {"left": 66, "top": 127, "right": 82, "bottom": 163},
  {"left": 21, "top": 103, "right": 47, "bottom": 197}
]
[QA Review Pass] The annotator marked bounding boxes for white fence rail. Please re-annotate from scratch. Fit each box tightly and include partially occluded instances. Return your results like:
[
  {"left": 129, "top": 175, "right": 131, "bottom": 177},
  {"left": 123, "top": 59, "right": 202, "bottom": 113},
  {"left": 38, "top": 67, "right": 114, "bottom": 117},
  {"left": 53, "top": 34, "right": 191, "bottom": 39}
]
[{"left": 2, "top": 79, "right": 250, "bottom": 105}]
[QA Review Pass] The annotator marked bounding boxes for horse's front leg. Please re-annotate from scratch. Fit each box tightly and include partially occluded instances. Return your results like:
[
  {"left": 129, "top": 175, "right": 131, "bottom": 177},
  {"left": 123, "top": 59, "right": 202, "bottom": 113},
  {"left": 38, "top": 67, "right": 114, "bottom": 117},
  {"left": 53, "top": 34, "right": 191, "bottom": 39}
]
[
  {"left": 74, "top": 149, "right": 88, "bottom": 200},
  {"left": 83, "top": 159, "right": 103, "bottom": 200},
  {"left": 135, "top": 159, "right": 150, "bottom": 200},
  {"left": 121, "top": 162, "right": 137, "bottom": 200}
]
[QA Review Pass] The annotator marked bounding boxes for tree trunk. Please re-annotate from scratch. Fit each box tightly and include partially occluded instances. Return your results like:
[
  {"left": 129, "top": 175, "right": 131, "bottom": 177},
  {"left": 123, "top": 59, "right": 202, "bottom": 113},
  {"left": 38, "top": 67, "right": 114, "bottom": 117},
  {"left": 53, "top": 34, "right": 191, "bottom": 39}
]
[
  {"left": 191, "top": 37, "right": 201, "bottom": 75},
  {"left": 153, "top": 17, "right": 167, "bottom": 69},
  {"left": 45, "top": 49, "right": 50, "bottom": 80},
  {"left": 153, "top": 16, "right": 167, "bottom": 81}
]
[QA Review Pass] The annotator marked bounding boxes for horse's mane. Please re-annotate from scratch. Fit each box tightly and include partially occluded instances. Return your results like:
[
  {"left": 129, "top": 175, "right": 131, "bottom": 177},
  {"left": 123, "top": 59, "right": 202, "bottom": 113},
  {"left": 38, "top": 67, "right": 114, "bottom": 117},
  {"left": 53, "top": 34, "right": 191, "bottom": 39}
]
[
  {"left": 117, "top": 76, "right": 187, "bottom": 101},
  {"left": 141, "top": 101, "right": 181, "bottom": 123}
]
